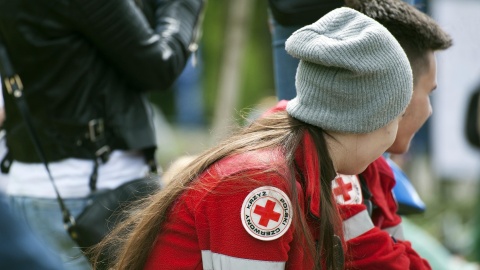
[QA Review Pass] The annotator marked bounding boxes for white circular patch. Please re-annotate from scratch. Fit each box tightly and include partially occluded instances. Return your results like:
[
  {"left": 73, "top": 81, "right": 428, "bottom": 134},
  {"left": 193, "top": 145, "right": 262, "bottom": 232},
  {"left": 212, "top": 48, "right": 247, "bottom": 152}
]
[
  {"left": 332, "top": 174, "right": 363, "bottom": 205},
  {"left": 240, "top": 186, "right": 292, "bottom": 241}
]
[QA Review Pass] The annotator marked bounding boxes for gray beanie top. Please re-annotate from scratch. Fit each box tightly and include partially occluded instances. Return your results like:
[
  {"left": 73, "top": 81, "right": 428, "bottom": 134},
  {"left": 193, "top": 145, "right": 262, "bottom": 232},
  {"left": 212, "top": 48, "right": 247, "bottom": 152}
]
[{"left": 285, "top": 7, "right": 413, "bottom": 133}]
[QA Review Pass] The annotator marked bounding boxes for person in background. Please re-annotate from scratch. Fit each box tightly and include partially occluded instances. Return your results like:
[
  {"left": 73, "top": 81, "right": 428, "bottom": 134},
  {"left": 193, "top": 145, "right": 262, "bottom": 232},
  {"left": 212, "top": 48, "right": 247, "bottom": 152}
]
[
  {"left": 93, "top": 7, "right": 416, "bottom": 269},
  {"left": 0, "top": 0, "right": 204, "bottom": 268},
  {"left": 341, "top": 0, "right": 452, "bottom": 257},
  {"left": 268, "top": 0, "right": 343, "bottom": 100}
]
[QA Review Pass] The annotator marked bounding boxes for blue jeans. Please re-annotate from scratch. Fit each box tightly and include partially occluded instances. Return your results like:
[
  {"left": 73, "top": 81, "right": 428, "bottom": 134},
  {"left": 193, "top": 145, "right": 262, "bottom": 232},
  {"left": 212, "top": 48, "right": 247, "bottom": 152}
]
[
  {"left": 9, "top": 196, "right": 92, "bottom": 270},
  {"left": 270, "top": 17, "right": 302, "bottom": 101}
]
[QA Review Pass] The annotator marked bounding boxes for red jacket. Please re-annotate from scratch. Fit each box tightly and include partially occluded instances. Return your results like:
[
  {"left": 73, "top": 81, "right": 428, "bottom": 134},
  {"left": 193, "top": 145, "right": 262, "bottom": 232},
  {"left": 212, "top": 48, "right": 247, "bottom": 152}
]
[{"left": 144, "top": 102, "right": 430, "bottom": 269}]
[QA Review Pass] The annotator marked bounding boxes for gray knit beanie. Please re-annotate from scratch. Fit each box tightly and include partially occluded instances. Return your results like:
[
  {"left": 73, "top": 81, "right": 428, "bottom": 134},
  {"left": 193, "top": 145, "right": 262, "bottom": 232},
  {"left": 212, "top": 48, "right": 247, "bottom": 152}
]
[{"left": 285, "top": 7, "right": 413, "bottom": 133}]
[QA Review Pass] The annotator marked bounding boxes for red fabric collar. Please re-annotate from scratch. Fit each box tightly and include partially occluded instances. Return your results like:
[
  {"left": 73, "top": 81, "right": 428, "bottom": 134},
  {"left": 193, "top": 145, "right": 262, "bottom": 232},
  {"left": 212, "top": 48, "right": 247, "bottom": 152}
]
[{"left": 362, "top": 157, "right": 396, "bottom": 221}]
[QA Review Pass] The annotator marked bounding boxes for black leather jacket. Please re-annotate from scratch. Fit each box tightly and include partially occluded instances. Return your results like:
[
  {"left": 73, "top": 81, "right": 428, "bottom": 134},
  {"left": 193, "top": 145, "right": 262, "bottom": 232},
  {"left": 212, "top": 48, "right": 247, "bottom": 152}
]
[{"left": 0, "top": 0, "right": 204, "bottom": 163}]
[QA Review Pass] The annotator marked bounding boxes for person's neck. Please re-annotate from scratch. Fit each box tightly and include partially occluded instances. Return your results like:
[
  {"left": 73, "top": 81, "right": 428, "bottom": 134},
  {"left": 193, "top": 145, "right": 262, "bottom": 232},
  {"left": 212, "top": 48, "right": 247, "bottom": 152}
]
[{"left": 325, "top": 132, "right": 362, "bottom": 175}]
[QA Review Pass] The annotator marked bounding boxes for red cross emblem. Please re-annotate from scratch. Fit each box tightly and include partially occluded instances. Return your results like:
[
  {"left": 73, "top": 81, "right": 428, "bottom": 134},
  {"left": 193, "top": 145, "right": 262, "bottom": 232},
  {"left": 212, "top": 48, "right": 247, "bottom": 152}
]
[
  {"left": 253, "top": 200, "right": 281, "bottom": 227},
  {"left": 332, "top": 175, "right": 362, "bottom": 205},
  {"left": 241, "top": 186, "right": 292, "bottom": 241},
  {"left": 333, "top": 176, "right": 353, "bottom": 201}
]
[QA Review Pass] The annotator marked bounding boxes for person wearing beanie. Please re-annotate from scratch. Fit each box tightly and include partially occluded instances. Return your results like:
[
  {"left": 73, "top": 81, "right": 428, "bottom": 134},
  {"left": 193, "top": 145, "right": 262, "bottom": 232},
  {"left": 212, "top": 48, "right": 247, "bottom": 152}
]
[
  {"left": 267, "top": 0, "right": 453, "bottom": 269},
  {"left": 92, "top": 7, "right": 412, "bottom": 270}
]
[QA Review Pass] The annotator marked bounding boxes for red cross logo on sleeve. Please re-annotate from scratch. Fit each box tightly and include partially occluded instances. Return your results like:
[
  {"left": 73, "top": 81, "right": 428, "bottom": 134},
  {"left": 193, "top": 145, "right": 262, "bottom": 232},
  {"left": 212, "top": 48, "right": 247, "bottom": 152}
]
[
  {"left": 333, "top": 176, "right": 353, "bottom": 201},
  {"left": 253, "top": 200, "right": 281, "bottom": 227},
  {"left": 241, "top": 186, "right": 292, "bottom": 241}
]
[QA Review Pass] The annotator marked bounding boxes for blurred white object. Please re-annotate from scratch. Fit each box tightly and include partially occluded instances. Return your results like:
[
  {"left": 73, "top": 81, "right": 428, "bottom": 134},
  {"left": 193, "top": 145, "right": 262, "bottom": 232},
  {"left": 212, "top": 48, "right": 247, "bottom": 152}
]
[{"left": 431, "top": 0, "right": 480, "bottom": 181}]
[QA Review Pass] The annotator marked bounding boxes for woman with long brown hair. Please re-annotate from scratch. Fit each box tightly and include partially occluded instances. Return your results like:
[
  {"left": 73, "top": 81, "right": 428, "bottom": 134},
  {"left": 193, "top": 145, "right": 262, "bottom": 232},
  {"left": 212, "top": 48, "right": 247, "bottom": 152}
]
[{"left": 94, "top": 7, "right": 413, "bottom": 270}]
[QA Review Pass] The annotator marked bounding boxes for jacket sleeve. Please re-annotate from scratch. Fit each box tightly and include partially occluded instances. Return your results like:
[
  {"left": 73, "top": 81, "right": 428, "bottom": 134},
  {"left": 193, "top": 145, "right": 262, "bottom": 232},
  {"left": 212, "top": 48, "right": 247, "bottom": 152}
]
[
  {"left": 337, "top": 159, "right": 431, "bottom": 269},
  {"left": 72, "top": 0, "right": 204, "bottom": 91},
  {"left": 339, "top": 203, "right": 431, "bottom": 270},
  {"left": 194, "top": 171, "right": 298, "bottom": 270}
]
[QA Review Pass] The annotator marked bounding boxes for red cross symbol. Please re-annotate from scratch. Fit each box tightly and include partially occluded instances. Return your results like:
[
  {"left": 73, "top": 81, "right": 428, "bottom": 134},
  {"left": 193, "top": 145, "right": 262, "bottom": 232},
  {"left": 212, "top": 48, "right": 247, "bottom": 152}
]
[
  {"left": 333, "top": 177, "right": 353, "bottom": 201},
  {"left": 253, "top": 200, "right": 281, "bottom": 227}
]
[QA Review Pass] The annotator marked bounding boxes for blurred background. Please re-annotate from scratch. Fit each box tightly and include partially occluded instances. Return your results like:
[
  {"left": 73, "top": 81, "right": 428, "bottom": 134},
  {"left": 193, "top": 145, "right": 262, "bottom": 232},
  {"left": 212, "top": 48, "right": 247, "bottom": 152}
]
[{"left": 147, "top": 0, "right": 480, "bottom": 267}]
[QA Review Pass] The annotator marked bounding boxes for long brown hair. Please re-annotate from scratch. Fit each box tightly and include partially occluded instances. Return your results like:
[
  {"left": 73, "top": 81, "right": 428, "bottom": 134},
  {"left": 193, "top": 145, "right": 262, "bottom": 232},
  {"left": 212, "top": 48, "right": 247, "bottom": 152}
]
[{"left": 92, "top": 111, "right": 342, "bottom": 270}]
